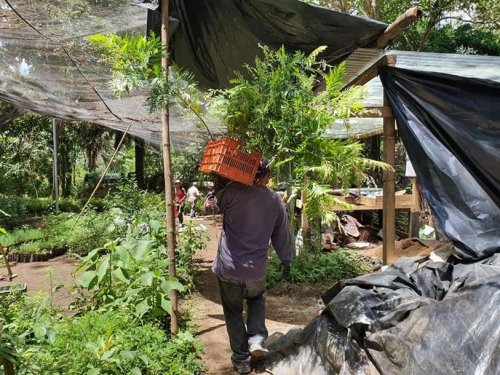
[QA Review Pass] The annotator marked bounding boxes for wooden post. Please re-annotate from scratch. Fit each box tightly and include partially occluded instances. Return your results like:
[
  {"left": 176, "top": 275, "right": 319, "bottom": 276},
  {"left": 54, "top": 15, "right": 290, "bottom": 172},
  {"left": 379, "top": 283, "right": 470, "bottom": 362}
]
[
  {"left": 161, "top": 0, "right": 178, "bottom": 334},
  {"left": 0, "top": 244, "right": 16, "bottom": 281},
  {"left": 52, "top": 119, "right": 59, "bottom": 213},
  {"left": 409, "top": 178, "right": 421, "bottom": 237},
  {"left": 135, "top": 138, "right": 145, "bottom": 189},
  {"left": 382, "top": 93, "right": 396, "bottom": 265}
]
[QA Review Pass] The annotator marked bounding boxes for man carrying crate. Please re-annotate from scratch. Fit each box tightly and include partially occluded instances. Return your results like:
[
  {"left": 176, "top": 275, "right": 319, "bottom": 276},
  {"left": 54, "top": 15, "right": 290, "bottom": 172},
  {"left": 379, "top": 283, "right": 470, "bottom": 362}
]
[{"left": 212, "top": 159, "right": 292, "bottom": 374}]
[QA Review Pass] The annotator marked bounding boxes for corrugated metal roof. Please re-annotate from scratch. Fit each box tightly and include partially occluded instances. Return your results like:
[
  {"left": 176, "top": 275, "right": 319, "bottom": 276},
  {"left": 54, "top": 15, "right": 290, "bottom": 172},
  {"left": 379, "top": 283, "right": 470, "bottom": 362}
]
[{"left": 332, "top": 49, "right": 500, "bottom": 139}]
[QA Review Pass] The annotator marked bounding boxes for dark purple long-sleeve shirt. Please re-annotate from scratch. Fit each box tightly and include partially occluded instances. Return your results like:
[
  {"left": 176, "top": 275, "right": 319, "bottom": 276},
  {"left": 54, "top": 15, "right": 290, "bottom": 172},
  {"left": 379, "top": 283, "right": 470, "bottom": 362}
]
[{"left": 211, "top": 182, "right": 292, "bottom": 282}]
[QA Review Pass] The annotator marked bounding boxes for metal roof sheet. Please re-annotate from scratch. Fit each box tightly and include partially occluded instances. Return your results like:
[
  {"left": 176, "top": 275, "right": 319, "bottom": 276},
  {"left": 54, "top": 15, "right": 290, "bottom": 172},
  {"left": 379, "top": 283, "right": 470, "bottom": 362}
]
[{"left": 333, "top": 49, "right": 500, "bottom": 139}]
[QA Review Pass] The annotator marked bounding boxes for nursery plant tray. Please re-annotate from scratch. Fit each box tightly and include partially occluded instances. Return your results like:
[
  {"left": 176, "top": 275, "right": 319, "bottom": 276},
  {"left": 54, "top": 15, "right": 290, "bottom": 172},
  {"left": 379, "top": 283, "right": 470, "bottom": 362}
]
[{"left": 0, "top": 283, "right": 27, "bottom": 294}]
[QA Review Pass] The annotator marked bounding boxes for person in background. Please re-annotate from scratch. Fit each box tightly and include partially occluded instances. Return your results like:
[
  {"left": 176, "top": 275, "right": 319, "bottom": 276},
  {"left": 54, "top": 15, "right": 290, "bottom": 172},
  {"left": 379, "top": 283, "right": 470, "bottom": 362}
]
[
  {"left": 174, "top": 180, "right": 186, "bottom": 225},
  {"left": 187, "top": 182, "right": 201, "bottom": 217},
  {"left": 212, "top": 159, "right": 292, "bottom": 375},
  {"left": 204, "top": 185, "right": 216, "bottom": 215}
]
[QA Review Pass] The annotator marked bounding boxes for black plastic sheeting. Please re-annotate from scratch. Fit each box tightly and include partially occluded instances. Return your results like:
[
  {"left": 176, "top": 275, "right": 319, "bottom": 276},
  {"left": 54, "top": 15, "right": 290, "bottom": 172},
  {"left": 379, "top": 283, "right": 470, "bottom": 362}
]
[
  {"left": 255, "top": 254, "right": 500, "bottom": 374},
  {"left": 380, "top": 67, "right": 500, "bottom": 260},
  {"left": 142, "top": 0, "right": 387, "bottom": 88}
]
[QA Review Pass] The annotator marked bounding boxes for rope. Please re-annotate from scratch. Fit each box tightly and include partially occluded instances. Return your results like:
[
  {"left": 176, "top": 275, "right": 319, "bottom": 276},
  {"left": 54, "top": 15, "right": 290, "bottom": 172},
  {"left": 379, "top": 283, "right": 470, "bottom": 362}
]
[{"left": 73, "top": 123, "right": 132, "bottom": 227}]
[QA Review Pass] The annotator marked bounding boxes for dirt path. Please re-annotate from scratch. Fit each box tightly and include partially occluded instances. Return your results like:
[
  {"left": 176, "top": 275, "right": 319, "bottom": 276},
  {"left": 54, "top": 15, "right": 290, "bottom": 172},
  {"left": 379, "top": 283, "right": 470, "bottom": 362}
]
[
  {"left": 0, "top": 255, "right": 78, "bottom": 311},
  {"left": 188, "top": 217, "right": 322, "bottom": 375}
]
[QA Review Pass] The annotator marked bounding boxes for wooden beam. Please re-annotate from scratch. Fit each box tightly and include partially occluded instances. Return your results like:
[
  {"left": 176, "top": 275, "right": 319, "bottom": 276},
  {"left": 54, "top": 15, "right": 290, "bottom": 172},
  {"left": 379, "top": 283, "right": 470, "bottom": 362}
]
[
  {"left": 344, "top": 54, "right": 396, "bottom": 89},
  {"left": 350, "top": 128, "right": 384, "bottom": 140},
  {"left": 409, "top": 178, "right": 421, "bottom": 237},
  {"left": 371, "top": 7, "right": 423, "bottom": 49},
  {"left": 352, "top": 106, "right": 393, "bottom": 118},
  {"left": 382, "top": 91, "right": 396, "bottom": 265}
]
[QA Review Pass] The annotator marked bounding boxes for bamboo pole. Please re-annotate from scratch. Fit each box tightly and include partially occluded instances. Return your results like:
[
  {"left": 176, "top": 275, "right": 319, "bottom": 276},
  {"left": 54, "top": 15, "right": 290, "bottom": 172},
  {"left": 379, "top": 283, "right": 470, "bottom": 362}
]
[
  {"left": 382, "top": 92, "right": 396, "bottom": 265},
  {"left": 161, "top": 0, "right": 178, "bottom": 334}
]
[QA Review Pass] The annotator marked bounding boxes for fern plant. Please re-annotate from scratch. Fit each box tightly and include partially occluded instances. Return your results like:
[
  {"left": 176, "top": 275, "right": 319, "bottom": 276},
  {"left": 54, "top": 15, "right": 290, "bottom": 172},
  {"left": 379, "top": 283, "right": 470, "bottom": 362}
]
[{"left": 212, "top": 45, "right": 391, "bottom": 227}]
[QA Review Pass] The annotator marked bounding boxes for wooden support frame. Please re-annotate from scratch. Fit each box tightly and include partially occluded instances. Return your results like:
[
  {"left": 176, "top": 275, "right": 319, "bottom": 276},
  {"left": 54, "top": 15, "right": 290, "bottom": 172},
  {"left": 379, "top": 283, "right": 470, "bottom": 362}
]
[
  {"left": 344, "top": 55, "right": 397, "bottom": 89},
  {"left": 409, "top": 178, "right": 421, "bottom": 237},
  {"left": 382, "top": 59, "right": 397, "bottom": 265},
  {"left": 370, "top": 7, "right": 423, "bottom": 49}
]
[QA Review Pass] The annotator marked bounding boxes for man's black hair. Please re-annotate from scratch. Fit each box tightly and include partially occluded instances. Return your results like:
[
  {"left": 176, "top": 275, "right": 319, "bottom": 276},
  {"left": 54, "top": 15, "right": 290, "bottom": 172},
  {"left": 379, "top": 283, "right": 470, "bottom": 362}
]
[{"left": 255, "top": 157, "right": 271, "bottom": 179}]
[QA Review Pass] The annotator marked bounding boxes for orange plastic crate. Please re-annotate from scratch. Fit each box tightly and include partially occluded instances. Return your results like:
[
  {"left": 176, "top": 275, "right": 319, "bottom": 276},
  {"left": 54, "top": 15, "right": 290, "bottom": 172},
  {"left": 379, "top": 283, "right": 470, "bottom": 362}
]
[{"left": 199, "top": 137, "right": 262, "bottom": 185}]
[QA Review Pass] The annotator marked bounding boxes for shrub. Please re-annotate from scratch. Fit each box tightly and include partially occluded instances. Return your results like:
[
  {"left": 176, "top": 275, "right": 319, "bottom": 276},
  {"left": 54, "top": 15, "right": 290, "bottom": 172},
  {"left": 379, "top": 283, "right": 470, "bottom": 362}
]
[
  {"left": 266, "top": 249, "right": 369, "bottom": 288},
  {"left": 25, "top": 311, "right": 204, "bottom": 375},
  {"left": 75, "top": 217, "right": 183, "bottom": 324},
  {"left": 176, "top": 222, "right": 209, "bottom": 289},
  {"left": 0, "top": 293, "right": 204, "bottom": 375},
  {"left": 4, "top": 211, "right": 126, "bottom": 256}
]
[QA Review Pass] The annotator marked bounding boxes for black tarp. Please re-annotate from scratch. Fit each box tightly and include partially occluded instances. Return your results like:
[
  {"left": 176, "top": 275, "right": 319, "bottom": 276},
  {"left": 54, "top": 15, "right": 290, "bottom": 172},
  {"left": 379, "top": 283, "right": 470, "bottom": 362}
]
[
  {"left": 255, "top": 254, "right": 500, "bottom": 374},
  {"left": 143, "top": 0, "right": 387, "bottom": 88},
  {"left": 379, "top": 67, "right": 500, "bottom": 260}
]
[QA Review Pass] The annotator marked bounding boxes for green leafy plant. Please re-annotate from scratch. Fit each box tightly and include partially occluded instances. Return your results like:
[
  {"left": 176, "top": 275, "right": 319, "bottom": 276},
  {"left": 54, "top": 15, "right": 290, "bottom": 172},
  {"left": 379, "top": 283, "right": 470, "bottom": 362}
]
[
  {"left": 213, "top": 45, "right": 391, "bottom": 227},
  {"left": 88, "top": 32, "right": 212, "bottom": 136},
  {"left": 75, "top": 217, "right": 185, "bottom": 323},
  {"left": 176, "top": 222, "right": 209, "bottom": 288},
  {"left": 75, "top": 216, "right": 209, "bottom": 322},
  {"left": 266, "top": 249, "right": 369, "bottom": 288},
  {"left": 0, "top": 293, "right": 204, "bottom": 375},
  {"left": 27, "top": 310, "right": 203, "bottom": 375}
]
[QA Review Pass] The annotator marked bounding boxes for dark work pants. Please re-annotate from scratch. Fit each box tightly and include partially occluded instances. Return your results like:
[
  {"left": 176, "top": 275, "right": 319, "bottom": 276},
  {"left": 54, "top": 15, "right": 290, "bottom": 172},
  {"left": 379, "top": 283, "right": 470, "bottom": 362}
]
[{"left": 217, "top": 276, "right": 268, "bottom": 369}]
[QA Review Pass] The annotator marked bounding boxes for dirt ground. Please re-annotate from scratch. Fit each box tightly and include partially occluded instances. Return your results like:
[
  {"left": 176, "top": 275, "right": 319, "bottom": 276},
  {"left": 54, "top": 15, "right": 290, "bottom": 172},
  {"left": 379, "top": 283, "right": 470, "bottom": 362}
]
[
  {"left": 357, "top": 238, "right": 434, "bottom": 259},
  {"left": 0, "top": 255, "right": 79, "bottom": 311}
]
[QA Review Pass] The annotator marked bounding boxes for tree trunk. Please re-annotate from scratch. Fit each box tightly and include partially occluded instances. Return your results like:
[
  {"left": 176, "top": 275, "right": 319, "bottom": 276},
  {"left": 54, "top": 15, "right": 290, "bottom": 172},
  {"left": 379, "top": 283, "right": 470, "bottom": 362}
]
[
  {"left": 284, "top": 163, "right": 297, "bottom": 255},
  {"left": 135, "top": 138, "right": 145, "bottom": 189}
]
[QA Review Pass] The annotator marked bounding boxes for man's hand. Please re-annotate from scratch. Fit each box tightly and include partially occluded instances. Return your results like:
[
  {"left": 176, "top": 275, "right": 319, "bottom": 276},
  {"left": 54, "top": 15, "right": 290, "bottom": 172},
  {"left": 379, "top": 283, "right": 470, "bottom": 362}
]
[{"left": 280, "top": 263, "right": 291, "bottom": 281}]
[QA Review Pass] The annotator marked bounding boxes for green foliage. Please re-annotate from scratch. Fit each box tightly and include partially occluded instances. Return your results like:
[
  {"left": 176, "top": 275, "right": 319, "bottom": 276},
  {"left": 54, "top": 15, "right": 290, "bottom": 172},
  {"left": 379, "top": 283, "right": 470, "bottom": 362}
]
[
  {"left": 0, "top": 115, "right": 53, "bottom": 197},
  {"left": 88, "top": 32, "right": 164, "bottom": 96},
  {"left": 36, "top": 0, "right": 128, "bottom": 20},
  {"left": 214, "top": 46, "right": 363, "bottom": 167},
  {"left": 307, "top": 0, "right": 499, "bottom": 54},
  {"left": 88, "top": 33, "right": 212, "bottom": 135},
  {"left": 0, "top": 292, "right": 57, "bottom": 356},
  {"left": 103, "top": 181, "right": 164, "bottom": 218},
  {"left": 424, "top": 24, "right": 500, "bottom": 55},
  {"left": 75, "top": 218, "right": 208, "bottom": 323},
  {"left": 0, "top": 293, "right": 204, "bottom": 375},
  {"left": 3, "top": 211, "right": 125, "bottom": 256},
  {"left": 214, "top": 45, "right": 388, "bottom": 225},
  {"left": 0, "top": 113, "right": 120, "bottom": 199},
  {"left": 171, "top": 144, "right": 206, "bottom": 186},
  {"left": 0, "top": 196, "right": 84, "bottom": 223},
  {"left": 176, "top": 222, "right": 210, "bottom": 287},
  {"left": 28, "top": 311, "right": 203, "bottom": 375},
  {"left": 0, "top": 229, "right": 44, "bottom": 248},
  {"left": 301, "top": 139, "right": 391, "bottom": 225},
  {"left": 266, "top": 249, "right": 368, "bottom": 288}
]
